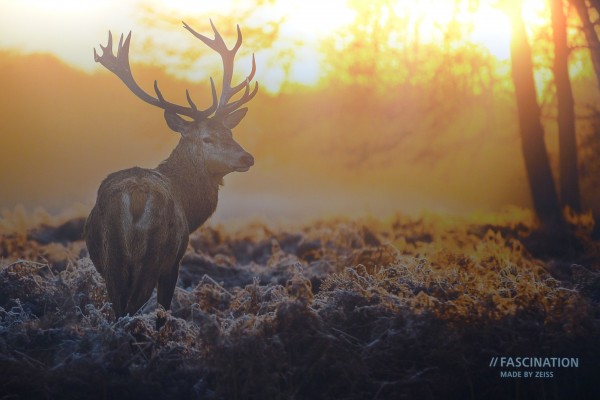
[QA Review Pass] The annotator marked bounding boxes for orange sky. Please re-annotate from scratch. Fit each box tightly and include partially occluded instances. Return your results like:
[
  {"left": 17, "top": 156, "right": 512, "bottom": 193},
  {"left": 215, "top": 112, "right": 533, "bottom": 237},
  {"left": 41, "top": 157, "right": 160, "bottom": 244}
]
[
  {"left": 0, "top": 0, "right": 598, "bottom": 223},
  {"left": 0, "top": 49, "right": 529, "bottom": 221}
]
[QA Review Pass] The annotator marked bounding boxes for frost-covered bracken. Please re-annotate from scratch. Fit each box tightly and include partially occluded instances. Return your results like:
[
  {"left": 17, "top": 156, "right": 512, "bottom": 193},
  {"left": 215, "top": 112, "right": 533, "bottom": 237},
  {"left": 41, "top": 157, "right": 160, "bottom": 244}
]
[{"left": 0, "top": 213, "right": 599, "bottom": 399}]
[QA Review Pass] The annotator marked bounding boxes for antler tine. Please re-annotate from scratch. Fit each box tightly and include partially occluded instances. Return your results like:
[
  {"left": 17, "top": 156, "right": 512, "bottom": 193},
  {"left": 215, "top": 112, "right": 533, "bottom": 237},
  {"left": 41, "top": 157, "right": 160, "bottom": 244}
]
[
  {"left": 183, "top": 20, "right": 231, "bottom": 54},
  {"left": 183, "top": 20, "right": 258, "bottom": 117},
  {"left": 220, "top": 81, "right": 259, "bottom": 116},
  {"left": 94, "top": 31, "right": 112, "bottom": 63},
  {"left": 231, "top": 24, "right": 243, "bottom": 53},
  {"left": 186, "top": 89, "right": 197, "bottom": 111},
  {"left": 229, "top": 54, "right": 256, "bottom": 97},
  {"left": 94, "top": 30, "right": 217, "bottom": 120}
]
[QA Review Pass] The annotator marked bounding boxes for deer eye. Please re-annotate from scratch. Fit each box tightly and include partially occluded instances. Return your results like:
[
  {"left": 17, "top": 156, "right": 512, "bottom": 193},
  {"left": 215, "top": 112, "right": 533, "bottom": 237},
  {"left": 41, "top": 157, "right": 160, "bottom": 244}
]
[{"left": 202, "top": 137, "right": 213, "bottom": 144}]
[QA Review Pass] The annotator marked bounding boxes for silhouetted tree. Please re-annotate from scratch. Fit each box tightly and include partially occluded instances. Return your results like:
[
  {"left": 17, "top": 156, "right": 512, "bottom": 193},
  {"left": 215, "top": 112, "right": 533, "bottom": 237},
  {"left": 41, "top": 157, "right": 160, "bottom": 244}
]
[
  {"left": 551, "top": 0, "right": 581, "bottom": 212},
  {"left": 507, "top": 2, "right": 565, "bottom": 229},
  {"left": 571, "top": 0, "right": 600, "bottom": 88}
]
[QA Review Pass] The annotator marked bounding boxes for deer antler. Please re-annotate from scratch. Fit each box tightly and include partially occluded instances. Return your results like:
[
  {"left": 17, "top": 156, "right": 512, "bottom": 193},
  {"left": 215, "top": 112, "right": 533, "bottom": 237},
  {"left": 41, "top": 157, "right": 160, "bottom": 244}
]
[
  {"left": 94, "top": 30, "right": 218, "bottom": 120},
  {"left": 94, "top": 21, "right": 258, "bottom": 121},
  {"left": 183, "top": 20, "right": 259, "bottom": 117}
]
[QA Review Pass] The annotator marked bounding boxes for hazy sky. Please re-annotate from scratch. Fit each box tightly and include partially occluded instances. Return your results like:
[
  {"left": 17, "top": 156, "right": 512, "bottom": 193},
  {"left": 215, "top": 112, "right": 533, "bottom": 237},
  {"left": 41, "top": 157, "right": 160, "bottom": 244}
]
[
  {"left": 0, "top": 0, "right": 357, "bottom": 93},
  {"left": 0, "top": 0, "right": 136, "bottom": 71},
  {"left": 0, "top": 0, "right": 515, "bottom": 90}
]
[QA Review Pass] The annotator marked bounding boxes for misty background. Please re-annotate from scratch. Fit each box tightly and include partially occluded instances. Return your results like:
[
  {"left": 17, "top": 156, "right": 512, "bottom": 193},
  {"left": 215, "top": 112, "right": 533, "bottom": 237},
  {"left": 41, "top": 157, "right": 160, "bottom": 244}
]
[{"left": 1, "top": 0, "right": 598, "bottom": 224}]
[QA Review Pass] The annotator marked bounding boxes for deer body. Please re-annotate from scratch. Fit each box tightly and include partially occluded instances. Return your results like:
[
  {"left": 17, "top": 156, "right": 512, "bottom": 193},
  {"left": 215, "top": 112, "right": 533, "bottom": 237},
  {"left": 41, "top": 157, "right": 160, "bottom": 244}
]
[
  {"left": 85, "top": 21, "right": 257, "bottom": 319},
  {"left": 86, "top": 167, "right": 189, "bottom": 317}
]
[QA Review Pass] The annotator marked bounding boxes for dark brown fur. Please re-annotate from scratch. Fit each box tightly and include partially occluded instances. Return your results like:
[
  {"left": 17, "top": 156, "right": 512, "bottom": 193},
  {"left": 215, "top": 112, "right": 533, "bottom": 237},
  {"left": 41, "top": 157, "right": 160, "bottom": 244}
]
[{"left": 85, "top": 118, "right": 252, "bottom": 318}]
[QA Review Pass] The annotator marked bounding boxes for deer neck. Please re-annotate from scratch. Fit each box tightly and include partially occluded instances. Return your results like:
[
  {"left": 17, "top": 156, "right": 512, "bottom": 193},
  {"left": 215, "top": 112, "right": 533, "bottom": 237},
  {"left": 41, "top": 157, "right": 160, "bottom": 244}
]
[{"left": 156, "top": 141, "right": 221, "bottom": 233}]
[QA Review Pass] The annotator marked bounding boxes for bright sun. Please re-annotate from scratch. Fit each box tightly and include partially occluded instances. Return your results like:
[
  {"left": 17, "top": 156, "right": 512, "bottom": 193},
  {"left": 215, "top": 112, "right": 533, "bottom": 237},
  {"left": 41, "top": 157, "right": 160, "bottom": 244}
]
[
  {"left": 246, "top": 0, "right": 543, "bottom": 90},
  {"left": 0, "top": 0, "right": 550, "bottom": 91},
  {"left": 470, "top": 5, "right": 513, "bottom": 60}
]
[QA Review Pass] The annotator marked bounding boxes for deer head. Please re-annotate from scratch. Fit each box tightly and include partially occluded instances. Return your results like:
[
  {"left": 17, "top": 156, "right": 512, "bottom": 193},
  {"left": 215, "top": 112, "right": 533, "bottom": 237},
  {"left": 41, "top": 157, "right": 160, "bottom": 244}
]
[{"left": 93, "top": 20, "right": 258, "bottom": 176}]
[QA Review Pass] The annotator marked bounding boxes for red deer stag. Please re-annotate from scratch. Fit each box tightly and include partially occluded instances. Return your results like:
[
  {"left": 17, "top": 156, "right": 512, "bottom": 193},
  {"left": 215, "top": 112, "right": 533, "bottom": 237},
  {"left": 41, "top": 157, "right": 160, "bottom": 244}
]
[{"left": 85, "top": 21, "right": 257, "bottom": 325}]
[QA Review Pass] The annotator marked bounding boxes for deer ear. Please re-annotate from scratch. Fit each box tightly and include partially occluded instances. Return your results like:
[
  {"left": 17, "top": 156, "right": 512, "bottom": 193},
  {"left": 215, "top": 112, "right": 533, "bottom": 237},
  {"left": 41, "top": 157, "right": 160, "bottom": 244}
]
[
  {"left": 164, "top": 110, "right": 191, "bottom": 134},
  {"left": 222, "top": 108, "right": 248, "bottom": 129}
]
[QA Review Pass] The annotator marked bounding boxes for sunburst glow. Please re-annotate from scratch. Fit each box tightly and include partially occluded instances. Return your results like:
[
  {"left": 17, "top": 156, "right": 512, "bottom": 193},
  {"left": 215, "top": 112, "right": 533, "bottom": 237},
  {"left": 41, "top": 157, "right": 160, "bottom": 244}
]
[{"left": 0, "top": 0, "right": 555, "bottom": 92}]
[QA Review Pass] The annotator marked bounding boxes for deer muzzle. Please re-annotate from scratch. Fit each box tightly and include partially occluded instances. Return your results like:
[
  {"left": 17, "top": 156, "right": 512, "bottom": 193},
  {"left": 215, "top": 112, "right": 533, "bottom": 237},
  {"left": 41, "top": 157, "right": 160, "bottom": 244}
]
[{"left": 234, "top": 152, "right": 254, "bottom": 172}]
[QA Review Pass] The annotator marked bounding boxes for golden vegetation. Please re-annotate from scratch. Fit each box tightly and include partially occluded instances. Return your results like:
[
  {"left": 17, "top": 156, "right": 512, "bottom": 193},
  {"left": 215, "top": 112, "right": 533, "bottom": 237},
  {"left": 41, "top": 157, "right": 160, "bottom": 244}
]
[{"left": 0, "top": 212, "right": 598, "bottom": 398}]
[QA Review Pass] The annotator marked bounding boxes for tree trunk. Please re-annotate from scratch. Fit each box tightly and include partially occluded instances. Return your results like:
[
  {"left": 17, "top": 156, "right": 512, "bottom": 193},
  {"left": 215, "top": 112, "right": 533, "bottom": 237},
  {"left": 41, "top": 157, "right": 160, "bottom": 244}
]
[
  {"left": 551, "top": 0, "right": 581, "bottom": 212},
  {"left": 571, "top": 0, "right": 600, "bottom": 89},
  {"left": 508, "top": 4, "right": 565, "bottom": 229}
]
